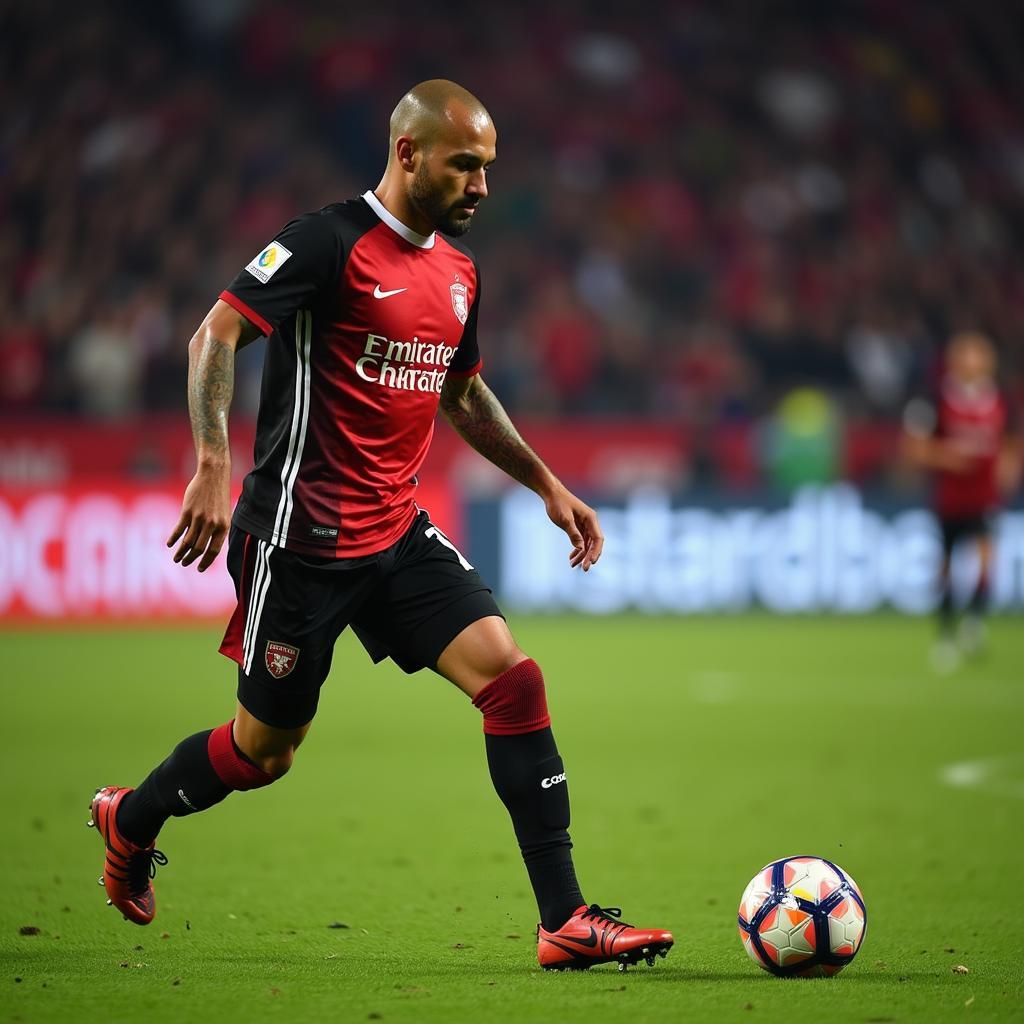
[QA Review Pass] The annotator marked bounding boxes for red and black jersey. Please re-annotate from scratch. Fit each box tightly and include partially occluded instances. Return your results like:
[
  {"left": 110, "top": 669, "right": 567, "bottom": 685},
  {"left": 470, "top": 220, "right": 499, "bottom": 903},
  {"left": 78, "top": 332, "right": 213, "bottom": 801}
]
[
  {"left": 220, "top": 191, "right": 482, "bottom": 557},
  {"left": 932, "top": 377, "right": 1009, "bottom": 520}
]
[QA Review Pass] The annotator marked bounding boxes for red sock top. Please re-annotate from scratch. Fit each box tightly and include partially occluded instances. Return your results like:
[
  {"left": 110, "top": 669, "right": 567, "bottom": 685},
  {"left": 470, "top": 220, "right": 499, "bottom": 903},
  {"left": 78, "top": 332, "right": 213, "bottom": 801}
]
[
  {"left": 207, "top": 721, "right": 274, "bottom": 791},
  {"left": 472, "top": 659, "right": 551, "bottom": 736}
]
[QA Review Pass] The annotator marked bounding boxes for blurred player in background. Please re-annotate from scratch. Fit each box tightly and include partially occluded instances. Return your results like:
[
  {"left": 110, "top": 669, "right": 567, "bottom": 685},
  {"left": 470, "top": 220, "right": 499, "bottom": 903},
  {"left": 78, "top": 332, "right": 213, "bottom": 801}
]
[
  {"left": 903, "top": 332, "right": 1020, "bottom": 670},
  {"left": 88, "top": 79, "right": 672, "bottom": 972}
]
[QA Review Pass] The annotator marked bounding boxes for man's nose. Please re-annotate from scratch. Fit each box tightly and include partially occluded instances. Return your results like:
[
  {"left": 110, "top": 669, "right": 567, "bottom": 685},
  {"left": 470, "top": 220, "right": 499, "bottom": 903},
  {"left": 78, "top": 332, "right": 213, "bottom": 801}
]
[{"left": 467, "top": 169, "right": 488, "bottom": 197}]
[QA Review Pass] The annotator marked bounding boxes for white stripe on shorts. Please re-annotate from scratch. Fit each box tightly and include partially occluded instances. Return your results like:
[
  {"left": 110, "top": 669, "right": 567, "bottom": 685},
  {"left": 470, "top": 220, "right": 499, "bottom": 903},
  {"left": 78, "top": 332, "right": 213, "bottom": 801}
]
[{"left": 243, "top": 540, "right": 275, "bottom": 675}]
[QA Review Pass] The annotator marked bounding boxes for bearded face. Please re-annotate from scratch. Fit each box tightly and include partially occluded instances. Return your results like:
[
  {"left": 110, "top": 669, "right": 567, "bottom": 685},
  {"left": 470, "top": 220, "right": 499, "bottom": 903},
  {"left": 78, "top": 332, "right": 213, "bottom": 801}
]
[{"left": 409, "top": 158, "right": 481, "bottom": 237}]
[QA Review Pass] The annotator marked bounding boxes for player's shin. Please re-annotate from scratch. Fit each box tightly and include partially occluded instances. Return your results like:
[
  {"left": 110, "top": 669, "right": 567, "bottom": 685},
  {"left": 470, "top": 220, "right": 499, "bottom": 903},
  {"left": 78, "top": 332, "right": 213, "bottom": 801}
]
[
  {"left": 116, "top": 720, "right": 274, "bottom": 846},
  {"left": 961, "top": 565, "right": 990, "bottom": 655},
  {"left": 937, "top": 560, "right": 955, "bottom": 637},
  {"left": 968, "top": 572, "right": 990, "bottom": 615},
  {"left": 473, "top": 659, "right": 584, "bottom": 932}
]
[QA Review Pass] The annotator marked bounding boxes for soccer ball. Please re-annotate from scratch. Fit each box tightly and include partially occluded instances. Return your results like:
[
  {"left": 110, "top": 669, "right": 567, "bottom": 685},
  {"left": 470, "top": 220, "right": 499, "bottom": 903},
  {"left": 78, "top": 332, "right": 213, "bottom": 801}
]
[{"left": 737, "top": 856, "right": 866, "bottom": 977}]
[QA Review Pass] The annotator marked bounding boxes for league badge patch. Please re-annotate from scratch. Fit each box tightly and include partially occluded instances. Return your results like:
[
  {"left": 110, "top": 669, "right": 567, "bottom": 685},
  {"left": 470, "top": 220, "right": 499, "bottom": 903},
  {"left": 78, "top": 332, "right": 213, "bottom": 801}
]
[
  {"left": 450, "top": 279, "right": 469, "bottom": 325},
  {"left": 245, "top": 241, "right": 293, "bottom": 284},
  {"left": 265, "top": 641, "right": 300, "bottom": 679}
]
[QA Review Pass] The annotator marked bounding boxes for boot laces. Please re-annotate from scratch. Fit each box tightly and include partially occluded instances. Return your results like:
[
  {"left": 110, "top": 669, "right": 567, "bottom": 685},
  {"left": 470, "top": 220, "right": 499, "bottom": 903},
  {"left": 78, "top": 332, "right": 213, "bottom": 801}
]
[
  {"left": 128, "top": 848, "right": 168, "bottom": 898},
  {"left": 582, "top": 904, "right": 633, "bottom": 929}
]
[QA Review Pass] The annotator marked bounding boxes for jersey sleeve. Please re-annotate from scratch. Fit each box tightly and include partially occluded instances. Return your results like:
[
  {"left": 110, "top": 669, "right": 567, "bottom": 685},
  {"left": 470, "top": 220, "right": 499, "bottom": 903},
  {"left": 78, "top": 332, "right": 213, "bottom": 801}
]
[
  {"left": 219, "top": 212, "right": 341, "bottom": 336},
  {"left": 447, "top": 272, "right": 483, "bottom": 378}
]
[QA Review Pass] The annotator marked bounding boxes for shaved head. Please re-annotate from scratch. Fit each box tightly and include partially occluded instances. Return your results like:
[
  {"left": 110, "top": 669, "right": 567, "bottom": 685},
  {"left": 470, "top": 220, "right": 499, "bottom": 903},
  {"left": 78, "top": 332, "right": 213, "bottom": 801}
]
[
  {"left": 949, "top": 330, "right": 993, "bottom": 360},
  {"left": 379, "top": 79, "right": 497, "bottom": 237},
  {"left": 389, "top": 79, "right": 493, "bottom": 152},
  {"left": 948, "top": 330, "right": 997, "bottom": 385}
]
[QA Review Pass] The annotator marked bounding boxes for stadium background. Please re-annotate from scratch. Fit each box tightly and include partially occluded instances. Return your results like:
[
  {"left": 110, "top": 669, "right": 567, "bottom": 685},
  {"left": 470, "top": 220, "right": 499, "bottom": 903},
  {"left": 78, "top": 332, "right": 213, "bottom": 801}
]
[
  {"left": 3, "top": 0, "right": 1023, "bottom": 621},
  {"left": 4, "top": 4, "right": 1024, "bottom": 1023}
]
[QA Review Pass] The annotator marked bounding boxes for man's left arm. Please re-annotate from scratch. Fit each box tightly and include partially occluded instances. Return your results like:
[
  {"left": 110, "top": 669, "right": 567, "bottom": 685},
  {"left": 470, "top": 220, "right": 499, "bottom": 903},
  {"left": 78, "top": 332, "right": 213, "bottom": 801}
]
[
  {"left": 997, "top": 413, "right": 1023, "bottom": 497},
  {"left": 440, "top": 374, "right": 603, "bottom": 571}
]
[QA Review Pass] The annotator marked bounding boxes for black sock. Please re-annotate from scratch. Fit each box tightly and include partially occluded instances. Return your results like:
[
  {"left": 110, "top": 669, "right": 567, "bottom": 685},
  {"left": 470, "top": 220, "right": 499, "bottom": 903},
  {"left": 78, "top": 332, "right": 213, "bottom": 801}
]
[
  {"left": 116, "top": 730, "right": 231, "bottom": 846},
  {"left": 484, "top": 727, "right": 584, "bottom": 931},
  {"left": 968, "top": 578, "right": 989, "bottom": 615},
  {"left": 938, "top": 581, "right": 955, "bottom": 636}
]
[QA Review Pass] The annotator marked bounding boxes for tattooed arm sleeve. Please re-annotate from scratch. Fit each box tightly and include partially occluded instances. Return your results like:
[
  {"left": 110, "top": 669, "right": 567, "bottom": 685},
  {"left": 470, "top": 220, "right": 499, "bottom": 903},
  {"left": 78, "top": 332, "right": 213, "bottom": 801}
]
[
  {"left": 440, "top": 374, "right": 556, "bottom": 494},
  {"left": 187, "top": 334, "right": 235, "bottom": 463}
]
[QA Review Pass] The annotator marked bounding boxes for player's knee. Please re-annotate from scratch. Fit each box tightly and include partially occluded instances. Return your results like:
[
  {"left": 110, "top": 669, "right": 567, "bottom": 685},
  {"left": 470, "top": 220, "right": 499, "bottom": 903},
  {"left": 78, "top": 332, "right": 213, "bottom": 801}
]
[
  {"left": 208, "top": 720, "right": 290, "bottom": 792},
  {"left": 471, "top": 641, "right": 529, "bottom": 690},
  {"left": 471, "top": 657, "right": 551, "bottom": 735},
  {"left": 494, "top": 646, "right": 529, "bottom": 677},
  {"left": 250, "top": 747, "right": 296, "bottom": 780},
  {"left": 231, "top": 707, "right": 312, "bottom": 782},
  {"left": 236, "top": 731, "right": 301, "bottom": 780}
]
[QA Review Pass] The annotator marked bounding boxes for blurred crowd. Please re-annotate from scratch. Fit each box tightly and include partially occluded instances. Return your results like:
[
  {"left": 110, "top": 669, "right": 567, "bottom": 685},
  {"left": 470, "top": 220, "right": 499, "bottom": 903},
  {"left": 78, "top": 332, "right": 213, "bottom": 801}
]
[{"left": 3, "top": 0, "right": 1024, "bottom": 427}]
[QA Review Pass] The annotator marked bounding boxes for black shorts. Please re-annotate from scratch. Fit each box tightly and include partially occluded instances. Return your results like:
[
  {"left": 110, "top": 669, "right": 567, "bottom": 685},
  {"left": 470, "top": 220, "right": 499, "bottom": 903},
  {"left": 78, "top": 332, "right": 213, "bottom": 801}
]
[
  {"left": 940, "top": 513, "right": 993, "bottom": 556},
  {"left": 219, "top": 510, "right": 502, "bottom": 728}
]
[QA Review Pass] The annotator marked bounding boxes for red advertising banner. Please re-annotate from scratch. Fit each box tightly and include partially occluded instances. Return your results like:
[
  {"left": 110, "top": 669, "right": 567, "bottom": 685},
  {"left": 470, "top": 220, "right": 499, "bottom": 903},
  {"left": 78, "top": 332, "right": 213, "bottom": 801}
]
[
  {"left": 0, "top": 486, "right": 235, "bottom": 621},
  {"left": 0, "top": 415, "right": 897, "bottom": 493},
  {"left": 0, "top": 481, "right": 457, "bottom": 622},
  {"left": 0, "top": 416, "right": 696, "bottom": 489}
]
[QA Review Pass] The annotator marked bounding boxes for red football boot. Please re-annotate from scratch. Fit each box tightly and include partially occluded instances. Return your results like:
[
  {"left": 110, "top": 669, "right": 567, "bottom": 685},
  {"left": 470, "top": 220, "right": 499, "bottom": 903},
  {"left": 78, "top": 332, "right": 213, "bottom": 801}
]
[
  {"left": 88, "top": 787, "right": 167, "bottom": 926},
  {"left": 537, "top": 904, "right": 674, "bottom": 971}
]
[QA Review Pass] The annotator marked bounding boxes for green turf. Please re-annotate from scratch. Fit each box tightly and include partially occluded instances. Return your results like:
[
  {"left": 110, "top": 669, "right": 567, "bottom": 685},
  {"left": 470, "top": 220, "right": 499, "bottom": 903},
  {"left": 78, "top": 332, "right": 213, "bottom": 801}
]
[{"left": 3, "top": 615, "right": 1023, "bottom": 1023}]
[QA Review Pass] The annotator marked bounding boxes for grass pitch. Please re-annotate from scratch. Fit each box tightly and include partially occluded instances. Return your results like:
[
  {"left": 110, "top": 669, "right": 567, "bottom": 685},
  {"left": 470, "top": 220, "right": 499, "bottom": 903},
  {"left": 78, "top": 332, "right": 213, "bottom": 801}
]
[{"left": 3, "top": 615, "right": 1023, "bottom": 1023}]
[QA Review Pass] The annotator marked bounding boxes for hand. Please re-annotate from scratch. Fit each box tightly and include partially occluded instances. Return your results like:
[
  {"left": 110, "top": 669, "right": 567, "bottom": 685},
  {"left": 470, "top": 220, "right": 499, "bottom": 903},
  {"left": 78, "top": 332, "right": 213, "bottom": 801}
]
[
  {"left": 543, "top": 485, "right": 604, "bottom": 571},
  {"left": 997, "top": 446, "right": 1022, "bottom": 496},
  {"left": 939, "top": 440, "right": 973, "bottom": 474},
  {"left": 167, "top": 462, "right": 232, "bottom": 572}
]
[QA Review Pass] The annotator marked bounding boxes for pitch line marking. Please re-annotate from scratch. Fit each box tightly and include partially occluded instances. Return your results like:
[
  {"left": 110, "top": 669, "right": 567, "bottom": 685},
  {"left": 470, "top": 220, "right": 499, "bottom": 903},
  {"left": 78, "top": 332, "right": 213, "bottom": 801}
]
[{"left": 939, "top": 756, "right": 1024, "bottom": 799}]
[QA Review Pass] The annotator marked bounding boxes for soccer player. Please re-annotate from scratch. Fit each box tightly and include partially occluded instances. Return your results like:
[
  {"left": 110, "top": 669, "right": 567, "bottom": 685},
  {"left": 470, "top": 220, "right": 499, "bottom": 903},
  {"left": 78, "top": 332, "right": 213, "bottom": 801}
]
[
  {"left": 903, "top": 331, "right": 1019, "bottom": 669},
  {"left": 89, "top": 80, "right": 673, "bottom": 972}
]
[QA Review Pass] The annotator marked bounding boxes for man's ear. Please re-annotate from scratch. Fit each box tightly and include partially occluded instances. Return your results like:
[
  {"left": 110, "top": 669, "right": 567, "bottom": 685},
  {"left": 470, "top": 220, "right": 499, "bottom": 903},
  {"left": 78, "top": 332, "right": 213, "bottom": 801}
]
[{"left": 395, "top": 136, "right": 417, "bottom": 173}]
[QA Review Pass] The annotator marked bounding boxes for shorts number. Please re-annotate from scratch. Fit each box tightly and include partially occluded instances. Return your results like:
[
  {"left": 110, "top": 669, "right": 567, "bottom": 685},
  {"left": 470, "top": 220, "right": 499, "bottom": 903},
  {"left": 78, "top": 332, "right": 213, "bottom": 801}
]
[{"left": 425, "top": 525, "right": 473, "bottom": 571}]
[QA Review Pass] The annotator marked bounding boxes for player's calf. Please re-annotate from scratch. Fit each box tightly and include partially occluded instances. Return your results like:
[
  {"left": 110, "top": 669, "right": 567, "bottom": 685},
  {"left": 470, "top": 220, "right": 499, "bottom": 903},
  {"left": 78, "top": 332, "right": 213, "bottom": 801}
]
[
  {"left": 473, "top": 658, "right": 585, "bottom": 933},
  {"left": 114, "top": 719, "right": 279, "bottom": 848},
  {"left": 92, "top": 718, "right": 290, "bottom": 924}
]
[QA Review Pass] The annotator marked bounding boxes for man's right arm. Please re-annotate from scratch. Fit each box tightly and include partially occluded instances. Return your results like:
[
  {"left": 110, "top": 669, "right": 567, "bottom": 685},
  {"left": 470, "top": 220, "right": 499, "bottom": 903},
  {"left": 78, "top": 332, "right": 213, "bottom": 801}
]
[
  {"left": 167, "top": 299, "right": 263, "bottom": 572},
  {"left": 901, "top": 398, "right": 970, "bottom": 474}
]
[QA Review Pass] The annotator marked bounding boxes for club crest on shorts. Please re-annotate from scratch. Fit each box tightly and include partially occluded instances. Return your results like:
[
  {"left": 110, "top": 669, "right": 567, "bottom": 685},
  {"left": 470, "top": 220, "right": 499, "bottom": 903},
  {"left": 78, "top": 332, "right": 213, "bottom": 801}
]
[
  {"left": 450, "top": 278, "right": 469, "bottom": 325},
  {"left": 265, "top": 641, "right": 299, "bottom": 679}
]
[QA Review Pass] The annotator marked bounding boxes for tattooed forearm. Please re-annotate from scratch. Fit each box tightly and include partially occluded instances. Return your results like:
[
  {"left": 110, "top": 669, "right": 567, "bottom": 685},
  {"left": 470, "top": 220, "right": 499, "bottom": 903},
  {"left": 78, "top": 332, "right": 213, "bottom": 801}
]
[
  {"left": 187, "top": 335, "right": 235, "bottom": 460},
  {"left": 440, "top": 376, "right": 550, "bottom": 491}
]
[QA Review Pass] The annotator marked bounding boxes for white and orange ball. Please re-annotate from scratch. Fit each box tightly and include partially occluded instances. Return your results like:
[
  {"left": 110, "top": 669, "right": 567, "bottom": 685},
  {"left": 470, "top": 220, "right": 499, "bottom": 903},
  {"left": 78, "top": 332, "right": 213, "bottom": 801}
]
[{"left": 737, "top": 856, "right": 866, "bottom": 977}]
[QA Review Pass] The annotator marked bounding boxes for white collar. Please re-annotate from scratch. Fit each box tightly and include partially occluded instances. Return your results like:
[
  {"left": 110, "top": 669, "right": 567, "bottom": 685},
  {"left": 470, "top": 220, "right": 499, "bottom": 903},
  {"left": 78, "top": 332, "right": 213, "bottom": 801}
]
[{"left": 362, "top": 190, "right": 436, "bottom": 249}]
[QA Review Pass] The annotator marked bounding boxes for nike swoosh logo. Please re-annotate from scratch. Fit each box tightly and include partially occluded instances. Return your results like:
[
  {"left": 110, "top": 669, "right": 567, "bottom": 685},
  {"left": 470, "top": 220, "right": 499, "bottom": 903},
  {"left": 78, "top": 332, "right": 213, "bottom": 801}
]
[
  {"left": 373, "top": 285, "right": 407, "bottom": 299},
  {"left": 546, "top": 927, "right": 599, "bottom": 950}
]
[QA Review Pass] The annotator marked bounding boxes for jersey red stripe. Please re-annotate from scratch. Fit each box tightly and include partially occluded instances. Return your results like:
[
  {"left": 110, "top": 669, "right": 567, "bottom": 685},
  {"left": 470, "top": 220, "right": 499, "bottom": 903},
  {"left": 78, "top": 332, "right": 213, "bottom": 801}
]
[{"left": 219, "top": 289, "right": 274, "bottom": 336}]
